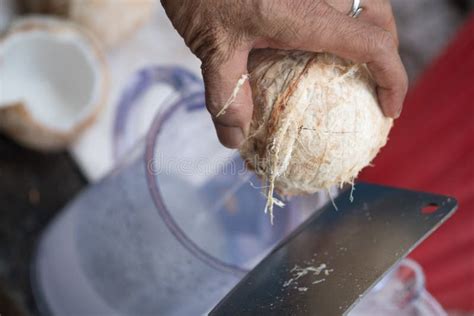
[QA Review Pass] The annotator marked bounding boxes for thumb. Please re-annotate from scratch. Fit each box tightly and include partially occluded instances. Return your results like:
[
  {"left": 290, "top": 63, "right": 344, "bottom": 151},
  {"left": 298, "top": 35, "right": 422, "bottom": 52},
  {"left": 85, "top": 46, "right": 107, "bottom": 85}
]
[{"left": 202, "top": 48, "right": 253, "bottom": 149}]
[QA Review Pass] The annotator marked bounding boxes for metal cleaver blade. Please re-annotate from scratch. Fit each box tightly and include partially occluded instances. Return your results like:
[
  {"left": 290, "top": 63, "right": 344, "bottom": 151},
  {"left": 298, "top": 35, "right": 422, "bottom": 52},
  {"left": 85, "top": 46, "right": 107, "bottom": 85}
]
[{"left": 209, "top": 182, "right": 457, "bottom": 316}]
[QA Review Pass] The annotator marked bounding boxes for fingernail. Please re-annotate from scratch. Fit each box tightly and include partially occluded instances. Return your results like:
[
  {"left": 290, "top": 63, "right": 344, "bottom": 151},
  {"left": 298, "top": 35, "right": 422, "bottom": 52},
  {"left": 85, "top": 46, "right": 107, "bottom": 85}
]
[
  {"left": 394, "top": 106, "right": 402, "bottom": 119},
  {"left": 215, "top": 124, "right": 245, "bottom": 148},
  {"left": 383, "top": 104, "right": 401, "bottom": 119}
]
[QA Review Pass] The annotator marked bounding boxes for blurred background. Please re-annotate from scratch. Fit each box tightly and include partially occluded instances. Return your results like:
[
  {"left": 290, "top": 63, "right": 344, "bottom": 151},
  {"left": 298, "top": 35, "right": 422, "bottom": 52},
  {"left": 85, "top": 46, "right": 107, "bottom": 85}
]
[{"left": 0, "top": 0, "right": 473, "bottom": 315}]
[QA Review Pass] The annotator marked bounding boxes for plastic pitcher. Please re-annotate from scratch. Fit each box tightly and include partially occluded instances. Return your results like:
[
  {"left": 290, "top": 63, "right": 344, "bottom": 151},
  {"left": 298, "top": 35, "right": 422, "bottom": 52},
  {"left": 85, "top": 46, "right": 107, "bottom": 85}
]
[
  {"left": 349, "top": 259, "right": 447, "bottom": 316},
  {"left": 32, "top": 66, "right": 329, "bottom": 316}
]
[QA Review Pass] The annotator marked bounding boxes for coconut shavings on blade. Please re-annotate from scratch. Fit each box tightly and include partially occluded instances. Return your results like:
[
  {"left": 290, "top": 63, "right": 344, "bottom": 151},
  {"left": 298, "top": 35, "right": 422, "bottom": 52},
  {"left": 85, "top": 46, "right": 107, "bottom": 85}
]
[
  {"left": 240, "top": 49, "right": 393, "bottom": 222},
  {"left": 283, "top": 263, "right": 333, "bottom": 291}
]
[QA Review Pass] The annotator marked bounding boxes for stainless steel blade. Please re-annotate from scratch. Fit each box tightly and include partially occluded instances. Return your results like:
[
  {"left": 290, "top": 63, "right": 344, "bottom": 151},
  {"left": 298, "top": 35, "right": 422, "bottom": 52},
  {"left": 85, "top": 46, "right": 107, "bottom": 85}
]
[{"left": 209, "top": 182, "right": 457, "bottom": 316}]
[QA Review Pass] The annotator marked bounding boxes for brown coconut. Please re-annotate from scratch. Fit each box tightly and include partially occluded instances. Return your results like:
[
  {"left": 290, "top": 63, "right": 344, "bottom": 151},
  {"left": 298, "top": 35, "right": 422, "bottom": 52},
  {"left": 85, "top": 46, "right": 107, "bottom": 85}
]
[
  {"left": 240, "top": 50, "right": 393, "bottom": 216},
  {"left": 0, "top": 17, "right": 108, "bottom": 151},
  {"left": 19, "top": 0, "right": 155, "bottom": 48}
]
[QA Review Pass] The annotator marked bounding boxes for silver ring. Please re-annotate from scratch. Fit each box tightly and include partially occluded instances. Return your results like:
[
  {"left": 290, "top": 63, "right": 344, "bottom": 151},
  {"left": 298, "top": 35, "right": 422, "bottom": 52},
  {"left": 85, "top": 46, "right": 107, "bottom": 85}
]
[{"left": 348, "top": 0, "right": 363, "bottom": 18}]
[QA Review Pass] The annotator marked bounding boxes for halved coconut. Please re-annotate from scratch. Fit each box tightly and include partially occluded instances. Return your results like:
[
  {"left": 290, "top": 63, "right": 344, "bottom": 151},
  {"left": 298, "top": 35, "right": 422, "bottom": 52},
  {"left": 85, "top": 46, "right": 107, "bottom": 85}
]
[
  {"left": 0, "top": 17, "right": 108, "bottom": 151},
  {"left": 19, "top": 0, "right": 156, "bottom": 48}
]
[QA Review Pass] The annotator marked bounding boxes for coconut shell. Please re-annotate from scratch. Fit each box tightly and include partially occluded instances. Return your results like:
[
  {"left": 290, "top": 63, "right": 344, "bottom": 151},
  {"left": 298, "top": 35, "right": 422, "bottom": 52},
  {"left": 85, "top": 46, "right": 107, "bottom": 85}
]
[
  {"left": 19, "top": 0, "right": 155, "bottom": 48},
  {"left": 0, "top": 102, "right": 94, "bottom": 151},
  {"left": 0, "top": 17, "right": 108, "bottom": 151},
  {"left": 241, "top": 50, "right": 393, "bottom": 198},
  {"left": 18, "top": 0, "right": 69, "bottom": 15}
]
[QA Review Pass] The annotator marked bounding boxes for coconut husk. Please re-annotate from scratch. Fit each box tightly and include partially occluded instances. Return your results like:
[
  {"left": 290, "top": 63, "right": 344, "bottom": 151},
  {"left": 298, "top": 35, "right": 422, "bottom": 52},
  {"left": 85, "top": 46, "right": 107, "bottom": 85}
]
[
  {"left": 19, "top": 0, "right": 155, "bottom": 48},
  {"left": 240, "top": 49, "right": 393, "bottom": 221}
]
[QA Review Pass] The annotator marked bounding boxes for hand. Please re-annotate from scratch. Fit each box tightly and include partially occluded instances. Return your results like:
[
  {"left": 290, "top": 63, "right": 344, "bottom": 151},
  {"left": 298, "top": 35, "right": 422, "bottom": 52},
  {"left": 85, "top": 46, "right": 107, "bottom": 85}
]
[{"left": 161, "top": 0, "right": 408, "bottom": 148}]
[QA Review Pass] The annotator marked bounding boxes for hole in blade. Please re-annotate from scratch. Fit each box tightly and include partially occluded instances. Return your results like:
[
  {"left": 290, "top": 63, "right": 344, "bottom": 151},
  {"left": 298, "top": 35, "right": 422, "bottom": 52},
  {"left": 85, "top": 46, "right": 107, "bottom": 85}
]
[{"left": 421, "top": 203, "right": 439, "bottom": 214}]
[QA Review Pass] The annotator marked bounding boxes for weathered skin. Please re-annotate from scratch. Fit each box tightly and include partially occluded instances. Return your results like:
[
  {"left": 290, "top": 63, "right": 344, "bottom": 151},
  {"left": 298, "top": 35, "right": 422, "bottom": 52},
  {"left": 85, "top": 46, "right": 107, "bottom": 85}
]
[{"left": 161, "top": 0, "right": 407, "bottom": 148}]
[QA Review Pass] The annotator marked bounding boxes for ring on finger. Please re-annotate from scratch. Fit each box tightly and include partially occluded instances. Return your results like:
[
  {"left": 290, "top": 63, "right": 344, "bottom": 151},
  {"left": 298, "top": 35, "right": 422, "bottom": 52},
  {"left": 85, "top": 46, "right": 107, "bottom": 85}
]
[{"left": 348, "top": 0, "right": 363, "bottom": 18}]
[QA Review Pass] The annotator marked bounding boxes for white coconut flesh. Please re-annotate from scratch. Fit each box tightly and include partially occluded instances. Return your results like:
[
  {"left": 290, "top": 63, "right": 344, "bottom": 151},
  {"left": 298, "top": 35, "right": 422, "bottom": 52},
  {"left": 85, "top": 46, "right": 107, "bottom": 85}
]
[{"left": 0, "top": 30, "right": 102, "bottom": 132}]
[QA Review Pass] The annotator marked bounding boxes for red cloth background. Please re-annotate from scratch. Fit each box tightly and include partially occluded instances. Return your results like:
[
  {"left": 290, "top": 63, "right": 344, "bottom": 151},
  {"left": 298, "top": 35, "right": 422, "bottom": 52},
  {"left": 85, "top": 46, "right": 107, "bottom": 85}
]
[{"left": 360, "top": 15, "right": 474, "bottom": 311}]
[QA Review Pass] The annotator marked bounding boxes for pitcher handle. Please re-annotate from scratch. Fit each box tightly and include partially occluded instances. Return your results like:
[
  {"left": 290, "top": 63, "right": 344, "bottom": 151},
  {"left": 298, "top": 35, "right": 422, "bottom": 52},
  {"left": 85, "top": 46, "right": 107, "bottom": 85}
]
[{"left": 113, "top": 66, "right": 204, "bottom": 160}]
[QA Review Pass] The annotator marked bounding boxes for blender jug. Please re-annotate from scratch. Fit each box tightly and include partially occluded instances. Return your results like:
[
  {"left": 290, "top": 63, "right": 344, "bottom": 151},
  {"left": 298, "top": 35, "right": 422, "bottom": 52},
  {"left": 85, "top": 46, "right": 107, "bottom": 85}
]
[
  {"left": 349, "top": 259, "right": 447, "bottom": 316},
  {"left": 32, "top": 66, "right": 329, "bottom": 316}
]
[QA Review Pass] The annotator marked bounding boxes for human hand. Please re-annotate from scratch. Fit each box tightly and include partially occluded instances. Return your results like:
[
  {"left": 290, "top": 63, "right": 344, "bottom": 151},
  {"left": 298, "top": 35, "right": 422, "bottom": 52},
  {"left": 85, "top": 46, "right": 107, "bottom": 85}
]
[{"left": 161, "top": 0, "right": 408, "bottom": 148}]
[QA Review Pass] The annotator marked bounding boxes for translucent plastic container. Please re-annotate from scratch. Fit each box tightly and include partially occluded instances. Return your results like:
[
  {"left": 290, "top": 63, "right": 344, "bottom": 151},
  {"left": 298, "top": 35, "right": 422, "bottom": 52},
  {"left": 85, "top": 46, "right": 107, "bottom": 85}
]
[
  {"left": 349, "top": 259, "right": 447, "bottom": 316},
  {"left": 32, "top": 66, "right": 329, "bottom": 316},
  {"left": 32, "top": 66, "right": 446, "bottom": 316}
]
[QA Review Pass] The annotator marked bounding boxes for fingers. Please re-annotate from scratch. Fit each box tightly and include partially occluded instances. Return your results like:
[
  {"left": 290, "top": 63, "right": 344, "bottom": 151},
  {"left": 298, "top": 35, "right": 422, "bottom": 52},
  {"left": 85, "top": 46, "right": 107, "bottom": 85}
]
[
  {"left": 325, "top": 0, "right": 398, "bottom": 46},
  {"left": 321, "top": 13, "right": 406, "bottom": 117},
  {"left": 202, "top": 48, "right": 254, "bottom": 148},
  {"left": 367, "top": 46, "right": 407, "bottom": 118},
  {"left": 355, "top": 0, "right": 399, "bottom": 46},
  {"left": 268, "top": 1, "right": 407, "bottom": 118}
]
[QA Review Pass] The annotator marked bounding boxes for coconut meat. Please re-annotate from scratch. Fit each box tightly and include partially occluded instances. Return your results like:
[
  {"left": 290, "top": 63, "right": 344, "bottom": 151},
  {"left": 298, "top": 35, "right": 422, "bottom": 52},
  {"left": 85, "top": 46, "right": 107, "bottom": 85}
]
[{"left": 0, "top": 31, "right": 101, "bottom": 131}]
